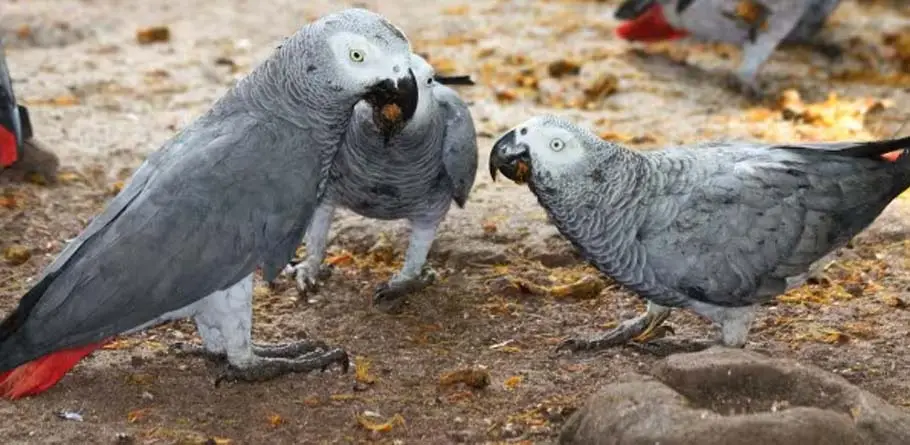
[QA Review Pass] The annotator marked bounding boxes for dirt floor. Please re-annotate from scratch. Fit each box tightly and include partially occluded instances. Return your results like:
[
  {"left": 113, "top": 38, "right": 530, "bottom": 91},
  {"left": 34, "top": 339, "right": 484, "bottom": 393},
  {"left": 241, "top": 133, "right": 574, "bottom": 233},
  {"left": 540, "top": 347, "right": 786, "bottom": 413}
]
[{"left": 2, "top": 0, "right": 910, "bottom": 443}]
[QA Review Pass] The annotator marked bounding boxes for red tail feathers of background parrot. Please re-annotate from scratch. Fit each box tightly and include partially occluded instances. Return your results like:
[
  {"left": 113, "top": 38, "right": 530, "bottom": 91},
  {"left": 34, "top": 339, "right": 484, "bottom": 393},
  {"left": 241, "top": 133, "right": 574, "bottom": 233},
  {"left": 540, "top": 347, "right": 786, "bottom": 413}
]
[
  {"left": 0, "top": 125, "right": 16, "bottom": 167},
  {"left": 0, "top": 341, "right": 107, "bottom": 399},
  {"left": 615, "top": 3, "right": 689, "bottom": 42}
]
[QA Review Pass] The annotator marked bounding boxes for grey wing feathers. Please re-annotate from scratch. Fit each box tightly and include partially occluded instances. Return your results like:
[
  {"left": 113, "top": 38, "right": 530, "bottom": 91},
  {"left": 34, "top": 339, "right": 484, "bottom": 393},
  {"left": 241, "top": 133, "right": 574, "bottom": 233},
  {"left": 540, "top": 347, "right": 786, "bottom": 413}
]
[
  {"left": 640, "top": 148, "right": 904, "bottom": 308},
  {"left": 437, "top": 86, "right": 478, "bottom": 208},
  {"left": 0, "top": 109, "right": 321, "bottom": 367}
]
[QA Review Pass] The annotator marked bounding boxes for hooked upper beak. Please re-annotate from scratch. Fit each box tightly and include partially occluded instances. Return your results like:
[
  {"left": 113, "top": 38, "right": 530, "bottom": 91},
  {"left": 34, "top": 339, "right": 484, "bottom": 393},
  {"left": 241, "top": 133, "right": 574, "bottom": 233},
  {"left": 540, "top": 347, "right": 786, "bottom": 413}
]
[
  {"left": 489, "top": 129, "right": 532, "bottom": 184},
  {"left": 0, "top": 53, "right": 23, "bottom": 168},
  {"left": 363, "top": 67, "right": 419, "bottom": 144}
]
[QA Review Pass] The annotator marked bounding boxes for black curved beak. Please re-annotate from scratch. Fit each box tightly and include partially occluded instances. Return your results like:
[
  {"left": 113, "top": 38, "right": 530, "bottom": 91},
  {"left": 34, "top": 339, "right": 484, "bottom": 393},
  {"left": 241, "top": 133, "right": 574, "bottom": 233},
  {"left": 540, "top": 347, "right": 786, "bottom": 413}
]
[
  {"left": 364, "top": 68, "right": 419, "bottom": 145},
  {"left": 0, "top": 46, "right": 23, "bottom": 167},
  {"left": 614, "top": 0, "right": 656, "bottom": 20},
  {"left": 489, "top": 129, "right": 532, "bottom": 184},
  {"left": 434, "top": 74, "right": 475, "bottom": 86}
]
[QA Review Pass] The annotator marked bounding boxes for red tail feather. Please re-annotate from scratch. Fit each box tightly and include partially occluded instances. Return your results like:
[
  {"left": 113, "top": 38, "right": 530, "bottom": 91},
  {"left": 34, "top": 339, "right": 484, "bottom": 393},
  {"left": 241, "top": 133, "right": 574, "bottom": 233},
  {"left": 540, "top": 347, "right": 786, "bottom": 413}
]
[
  {"left": 615, "top": 4, "right": 689, "bottom": 42},
  {"left": 0, "top": 125, "right": 17, "bottom": 167},
  {"left": 882, "top": 151, "right": 902, "bottom": 162},
  {"left": 0, "top": 341, "right": 107, "bottom": 399}
]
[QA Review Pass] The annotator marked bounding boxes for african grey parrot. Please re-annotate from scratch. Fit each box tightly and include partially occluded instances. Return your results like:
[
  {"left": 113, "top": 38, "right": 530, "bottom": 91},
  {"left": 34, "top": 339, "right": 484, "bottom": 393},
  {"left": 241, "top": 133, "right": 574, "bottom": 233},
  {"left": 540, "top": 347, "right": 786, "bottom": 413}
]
[
  {"left": 0, "top": 8, "right": 420, "bottom": 399},
  {"left": 489, "top": 114, "right": 910, "bottom": 352},
  {"left": 285, "top": 53, "right": 478, "bottom": 311},
  {"left": 613, "top": 0, "right": 843, "bottom": 96},
  {"left": 0, "top": 40, "right": 59, "bottom": 181}
]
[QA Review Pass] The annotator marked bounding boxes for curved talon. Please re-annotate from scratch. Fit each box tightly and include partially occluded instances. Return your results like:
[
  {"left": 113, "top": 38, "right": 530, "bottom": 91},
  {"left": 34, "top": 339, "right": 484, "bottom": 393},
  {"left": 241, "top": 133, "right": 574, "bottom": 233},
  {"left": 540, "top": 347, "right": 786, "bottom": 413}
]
[
  {"left": 372, "top": 266, "right": 437, "bottom": 312},
  {"left": 555, "top": 338, "right": 586, "bottom": 353},
  {"left": 294, "top": 263, "right": 335, "bottom": 298}
]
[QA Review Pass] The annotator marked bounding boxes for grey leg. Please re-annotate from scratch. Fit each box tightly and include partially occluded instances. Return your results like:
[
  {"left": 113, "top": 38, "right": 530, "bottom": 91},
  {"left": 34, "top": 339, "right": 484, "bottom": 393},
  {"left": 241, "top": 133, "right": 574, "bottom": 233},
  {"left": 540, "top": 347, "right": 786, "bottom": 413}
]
[
  {"left": 287, "top": 203, "right": 336, "bottom": 298},
  {"left": 188, "top": 275, "right": 349, "bottom": 384},
  {"left": 687, "top": 301, "right": 758, "bottom": 348},
  {"left": 729, "top": 8, "right": 808, "bottom": 99},
  {"left": 556, "top": 302, "right": 674, "bottom": 353},
  {"left": 372, "top": 219, "right": 440, "bottom": 312}
]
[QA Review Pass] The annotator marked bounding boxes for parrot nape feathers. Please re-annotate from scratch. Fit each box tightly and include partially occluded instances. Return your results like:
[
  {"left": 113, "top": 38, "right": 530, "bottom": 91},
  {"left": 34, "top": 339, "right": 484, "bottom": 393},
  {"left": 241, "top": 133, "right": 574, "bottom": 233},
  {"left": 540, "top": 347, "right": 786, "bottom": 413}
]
[
  {"left": 612, "top": 0, "right": 843, "bottom": 96},
  {"left": 287, "top": 53, "right": 479, "bottom": 312},
  {"left": 490, "top": 115, "right": 910, "bottom": 353},
  {"left": 0, "top": 8, "right": 421, "bottom": 400}
]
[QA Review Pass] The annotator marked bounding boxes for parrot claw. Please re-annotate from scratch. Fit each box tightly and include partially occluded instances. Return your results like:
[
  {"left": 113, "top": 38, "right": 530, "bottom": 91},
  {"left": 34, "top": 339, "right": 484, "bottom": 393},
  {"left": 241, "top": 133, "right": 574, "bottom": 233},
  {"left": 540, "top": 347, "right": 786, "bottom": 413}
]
[
  {"left": 724, "top": 73, "right": 765, "bottom": 101},
  {"left": 291, "top": 263, "right": 334, "bottom": 300},
  {"left": 372, "top": 266, "right": 437, "bottom": 313},
  {"left": 251, "top": 339, "right": 331, "bottom": 358},
  {"left": 555, "top": 306, "right": 673, "bottom": 354},
  {"left": 170, "top": 341, "right": 226, "bottom": 362},
  {"left": 214, "top": 346, "right": 350, "bottom": 387}
]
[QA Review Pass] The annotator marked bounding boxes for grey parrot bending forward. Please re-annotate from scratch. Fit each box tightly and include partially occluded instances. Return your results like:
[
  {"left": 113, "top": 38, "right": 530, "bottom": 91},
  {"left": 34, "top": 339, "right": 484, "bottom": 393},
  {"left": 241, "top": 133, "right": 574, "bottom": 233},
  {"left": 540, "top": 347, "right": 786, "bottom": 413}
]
[
  {"left": 286, "top": 53, "right": 478, "bottom": 311},
  {"left": 0, "top": 8, "right": 420, "bottom": 399},
  {"left": 489, "top": 115, "right": 910, "bottom": 353},
  {"left": 614, "top": 0, "right": 843, "bottom": 96}
]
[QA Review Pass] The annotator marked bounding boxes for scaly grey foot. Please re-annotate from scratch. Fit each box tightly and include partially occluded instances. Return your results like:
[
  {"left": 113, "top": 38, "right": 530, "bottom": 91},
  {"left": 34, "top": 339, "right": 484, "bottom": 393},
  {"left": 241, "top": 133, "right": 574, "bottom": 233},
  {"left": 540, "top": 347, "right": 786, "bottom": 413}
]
[
  {"left": 289, "top": 263, "right": 334, "bottom": 298},
  {"left": 556, "top": 308, "right": 673, "bottom": 354},
  {"left": 214, "top": 346, "right": 350, "bottom": 386},
  {"left": 172, "top": 339, "right": 330, "bottom": 362},
  {"left": 170, "top": 341, "right": 225, "bottom": 361},
  {"left": 724, "top": 72, "right": 765, "bottom": 101},
  {"left": 372, "top": 266, "right": 438, "bottom": 312}
]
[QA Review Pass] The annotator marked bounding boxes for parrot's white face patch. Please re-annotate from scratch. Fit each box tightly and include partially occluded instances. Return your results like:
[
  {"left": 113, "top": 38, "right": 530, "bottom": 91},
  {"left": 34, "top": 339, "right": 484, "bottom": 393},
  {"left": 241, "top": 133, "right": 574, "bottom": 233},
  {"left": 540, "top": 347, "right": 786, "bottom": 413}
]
[
  {"left": 515, "top": 119, "right": 587, "bottom": 176},
  {"left": 409, "top": 53, "right": 436, "bottom": 121},
  {"left": 327, "top": 31, "right": 409, "bottom": 90}
]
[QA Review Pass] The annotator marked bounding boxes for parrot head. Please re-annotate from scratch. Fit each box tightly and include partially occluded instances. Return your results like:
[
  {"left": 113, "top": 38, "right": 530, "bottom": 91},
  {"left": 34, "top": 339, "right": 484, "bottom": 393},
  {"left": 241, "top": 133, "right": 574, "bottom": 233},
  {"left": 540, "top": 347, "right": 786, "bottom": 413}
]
[
  {"left": 318, "top": 9, "right": 420, "bottom": 143},
  {"left": 490, "top": 115, "right": 597, "bottom": 186},
  {"left": 0, "top": 44, "right": 23, "bottom": 168},
  {"left": 614, "top": 0, "right": 689, "bottom": 42}
]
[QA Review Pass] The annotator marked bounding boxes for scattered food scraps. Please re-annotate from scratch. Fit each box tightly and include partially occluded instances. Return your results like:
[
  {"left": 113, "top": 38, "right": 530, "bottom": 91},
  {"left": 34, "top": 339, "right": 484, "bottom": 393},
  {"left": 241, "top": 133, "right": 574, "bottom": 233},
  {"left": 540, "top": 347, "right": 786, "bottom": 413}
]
[
  {"left": 326, "top": 251, "right": 354, "bottom": 267},
  {"left": 582, "top": 73, "right": 618, "bottom": 103},
  {"left": 56, "top": 411, "right": 84, "bottom": 422},
  {"left": 356, "top": 412, "right": 405, "bottom": 433},
  {"left": 547, "top": 59, "right": 581, "bottom": 78},
  {"left": 0, "top": 193, "right": 18, "bottom": 209},
  {"left": 548, "top": 275, "right": 606, "bottom": 299},
  {"left": 368, "top": 233, "right": 396, "bottom": 264},
  {"left": 883, "top": 295, "right": 907, "bottom": 309},
  {"left": 504, "top": 375, "right": 522, "bottom": 390},
  {"left": 136, "top": 26, "right": 171, "bottom": 44},
  {"left": 439, "top": 367, "right": 491, "bottom": 390},
  {"left": 481, "top": 220, "right": 498, "bottom": 235},
  {"left": 354, "top": 356, "right": 377, "bottom": 385},
  {"left": 3, "top": 245, "right": 31, "bottom": 265},
  {"left": 267, "top": 414, "right": 283, "bottom": 428},
  {"left": 127, "top": 409, "right": 147, "bottom": 424}
]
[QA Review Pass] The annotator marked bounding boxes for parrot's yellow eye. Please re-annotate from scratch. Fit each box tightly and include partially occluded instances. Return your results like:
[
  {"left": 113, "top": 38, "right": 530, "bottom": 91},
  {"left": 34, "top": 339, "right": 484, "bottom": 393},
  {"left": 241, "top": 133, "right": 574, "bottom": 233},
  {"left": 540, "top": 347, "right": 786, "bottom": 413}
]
[
  {"left": 549, "top": 138, "right": 566, "bottom": 152},
  {"left": 349, "top": 49, "right": 365, "bottom": 63}
]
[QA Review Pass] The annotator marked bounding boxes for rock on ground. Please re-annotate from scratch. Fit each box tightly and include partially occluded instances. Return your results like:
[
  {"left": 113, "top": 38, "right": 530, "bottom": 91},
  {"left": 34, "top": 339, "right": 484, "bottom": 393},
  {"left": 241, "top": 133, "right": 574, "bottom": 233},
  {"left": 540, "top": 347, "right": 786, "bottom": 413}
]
[{"left": 560, "top": 347, "right": 910, "bottom": 445}]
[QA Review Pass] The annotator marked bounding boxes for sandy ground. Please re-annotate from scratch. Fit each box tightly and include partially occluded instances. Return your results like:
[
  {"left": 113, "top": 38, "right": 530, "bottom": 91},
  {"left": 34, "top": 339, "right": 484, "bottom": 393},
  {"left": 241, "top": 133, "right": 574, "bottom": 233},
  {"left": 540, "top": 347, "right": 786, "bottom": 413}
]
[{"left": 2, "top": 0, "right": 910, "bottom": 443}]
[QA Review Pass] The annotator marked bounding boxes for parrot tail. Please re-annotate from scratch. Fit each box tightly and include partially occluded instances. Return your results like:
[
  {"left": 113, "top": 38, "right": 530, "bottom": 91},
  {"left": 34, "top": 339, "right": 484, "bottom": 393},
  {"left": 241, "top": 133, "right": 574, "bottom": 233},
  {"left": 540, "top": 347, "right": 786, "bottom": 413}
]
[
  {"left": 615, "top": 3, "right": 688, "bottom": 42},
  {"left": 0, "top": 341, "right": 107, "bottom": 399}
]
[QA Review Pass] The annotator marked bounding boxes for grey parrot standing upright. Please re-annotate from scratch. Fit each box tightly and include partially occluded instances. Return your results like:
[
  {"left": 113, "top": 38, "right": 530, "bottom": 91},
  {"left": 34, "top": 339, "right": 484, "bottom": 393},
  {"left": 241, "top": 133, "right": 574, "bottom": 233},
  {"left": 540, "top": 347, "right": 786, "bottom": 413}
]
[
  {"left": 0, "top": 8, "right": 420, "bottom": 400},
  {"left": 285, "top": 53, "right": 478, "bottom": 311},
  {"left": 613, "top": 0, "right": 843, "bottom": 96},
  {"left": 489, "top": 114, "right": 910, "bottom": 352}
]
